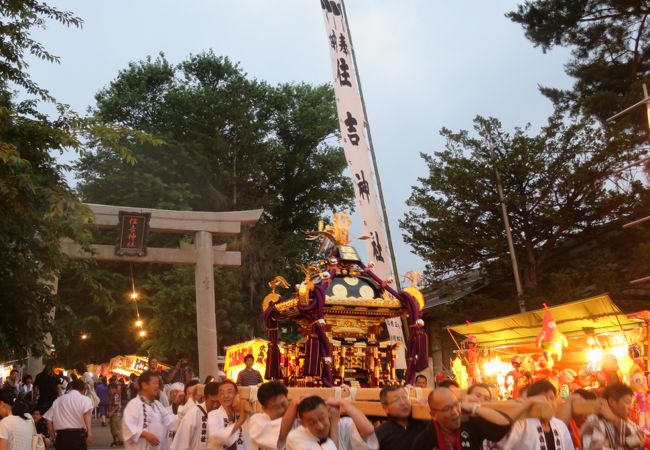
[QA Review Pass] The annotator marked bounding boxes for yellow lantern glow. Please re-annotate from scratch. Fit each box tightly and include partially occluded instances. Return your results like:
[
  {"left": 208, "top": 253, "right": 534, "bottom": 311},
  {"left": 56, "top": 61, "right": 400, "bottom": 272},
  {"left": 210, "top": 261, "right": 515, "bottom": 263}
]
[{"left": 586, "top": 348, "right": 603, "bottom": 365}]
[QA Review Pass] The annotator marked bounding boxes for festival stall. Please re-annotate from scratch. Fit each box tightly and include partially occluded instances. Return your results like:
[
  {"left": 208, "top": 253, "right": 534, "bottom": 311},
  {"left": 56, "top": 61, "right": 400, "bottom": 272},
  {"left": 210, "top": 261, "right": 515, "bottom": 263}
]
[
  {"left": 224, "top": 338, "right": 275, "bottom": 382},
  {"left": 107, "top": 355, "right": 169, "bottom": 376},
  {"left": 447, "top": 294, "right": 648, "bottom": 399}
]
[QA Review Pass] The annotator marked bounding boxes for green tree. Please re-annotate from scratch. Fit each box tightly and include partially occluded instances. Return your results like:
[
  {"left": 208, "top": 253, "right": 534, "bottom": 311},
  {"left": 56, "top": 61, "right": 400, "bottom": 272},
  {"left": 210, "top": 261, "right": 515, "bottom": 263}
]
[
  {"left": 0, "top": 92, "right": 90, "bottom": 361},
  {"left": 401, "top": 113, "right": 643, "bottom": 293},
  {"left": 0, "top": 0, "right": 82, "bottom": 102},
  {"left": 508, "top": 0, "right": 650, "bottom": 126},
  {"left": 64, "top": 52, "right": 353, "bottom": 363},
  {"left": 0, "top": 2, "right": 87, "bottom": 361},
  {"left": 0, "top": 2, "right": 159, "bottom": 362}
]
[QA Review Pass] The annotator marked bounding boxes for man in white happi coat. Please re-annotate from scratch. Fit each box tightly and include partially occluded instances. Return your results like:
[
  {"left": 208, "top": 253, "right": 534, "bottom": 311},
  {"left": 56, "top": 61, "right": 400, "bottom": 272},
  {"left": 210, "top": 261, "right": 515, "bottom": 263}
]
[
  {"left": 498, "top": 380, "right": 574, "bottom": 450},
  {"left": 248, "top": 381, "right": 295, "bottom": 450},
  {"left": 122, "top": 371, "right": 179, "bottom": 450},
  {"left": 208, "top": 380, "right": 250, "bottom": 450},
  {"left": 285, "top": 395, "right": 379, "bottom": 450},
  {"left": 169, "top": 381, "right": 220, "bottom": 450}
]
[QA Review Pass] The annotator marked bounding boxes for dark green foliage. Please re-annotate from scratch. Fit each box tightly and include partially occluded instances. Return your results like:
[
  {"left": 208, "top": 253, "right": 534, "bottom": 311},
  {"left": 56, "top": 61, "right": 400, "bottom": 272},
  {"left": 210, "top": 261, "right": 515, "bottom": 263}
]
[
  {"left": 402, "top": 114, "right": 644, "bottom": 291},
  {"left": 508, "top": 0, "right": 650, "bottom": 127},
  {"left": 0, "top": 92, "right": 92, "bottom": 361},
  {"left": 0, "top": 0, "right": 82, "bottom": 102},
  {"left": 0, "top": 1, "right": 87, "bottom": 360},
  {"left": 62, "top": 52, "right": 353, "bottom": 363}
]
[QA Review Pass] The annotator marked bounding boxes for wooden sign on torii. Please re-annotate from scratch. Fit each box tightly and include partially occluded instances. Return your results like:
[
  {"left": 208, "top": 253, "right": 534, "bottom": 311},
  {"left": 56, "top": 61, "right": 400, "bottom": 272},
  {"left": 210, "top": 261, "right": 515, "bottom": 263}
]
[{"left": 61, "top": 203, "right": 262, "bottom": 379}]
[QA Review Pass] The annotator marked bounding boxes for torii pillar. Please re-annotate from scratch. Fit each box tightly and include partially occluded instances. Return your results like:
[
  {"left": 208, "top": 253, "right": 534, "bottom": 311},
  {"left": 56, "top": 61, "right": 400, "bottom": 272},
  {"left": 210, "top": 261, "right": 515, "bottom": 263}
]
[{"left": 61, "top": 203, "right": 262, "bottom": 380}]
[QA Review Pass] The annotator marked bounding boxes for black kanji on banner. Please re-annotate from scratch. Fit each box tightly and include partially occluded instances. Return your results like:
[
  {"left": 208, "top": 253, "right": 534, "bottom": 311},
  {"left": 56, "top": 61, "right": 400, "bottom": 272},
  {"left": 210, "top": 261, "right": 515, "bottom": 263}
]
[
  {"left": 329, "top": 30, "right": 337, "bottom": 50},
  {"left": 371, "top": 231, "right": 385, "bottom": 263},
  {"left": 355, "top": 170, "right": 370, "bottom": 201},
  {"left": 337, "top": 58, "right": 352, "bottom": 87},
  {"left": 344, "top": 111, "right": 360, "bottom": 145},
  {"left": 321, "top": 0, "right": 342, "bottom": 15},
  {"left": 115, "top": 211, "right": 151, "bottom": 256},
  {"left": 338, "top": 33, "right": 349, "bottom": 55}
]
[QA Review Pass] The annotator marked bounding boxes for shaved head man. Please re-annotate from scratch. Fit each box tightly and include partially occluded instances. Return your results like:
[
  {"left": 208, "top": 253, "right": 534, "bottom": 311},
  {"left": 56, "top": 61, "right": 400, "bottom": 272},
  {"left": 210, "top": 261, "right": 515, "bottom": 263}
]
[{"left": 411, "top": 387, "right": 513, "bottom": 450}]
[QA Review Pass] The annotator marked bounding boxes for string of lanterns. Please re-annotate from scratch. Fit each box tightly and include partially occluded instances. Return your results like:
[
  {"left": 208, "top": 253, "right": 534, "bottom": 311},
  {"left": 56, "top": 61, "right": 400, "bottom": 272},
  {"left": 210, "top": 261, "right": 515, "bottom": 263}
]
[{"left": 130, "top": 264, "right": 147, "bottom": 338}]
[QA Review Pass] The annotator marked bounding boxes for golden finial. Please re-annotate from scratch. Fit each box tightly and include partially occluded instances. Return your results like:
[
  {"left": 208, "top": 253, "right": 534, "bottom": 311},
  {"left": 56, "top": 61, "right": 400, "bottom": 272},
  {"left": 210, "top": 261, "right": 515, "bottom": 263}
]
[
  {"left": 305, "top": 212, "right": 352, "bottom": 248},
  {"left": 262, "top": 276, "right": 291, "bottom": 311}
]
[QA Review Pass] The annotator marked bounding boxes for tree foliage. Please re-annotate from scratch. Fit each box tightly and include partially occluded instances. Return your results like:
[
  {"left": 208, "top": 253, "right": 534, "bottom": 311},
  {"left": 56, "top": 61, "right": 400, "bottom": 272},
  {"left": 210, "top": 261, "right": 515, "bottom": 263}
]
[
  {"left": 402, "top": 114, "right": 644, "bottom": 291},
  {"left": 0, "top": 1, "right": 87, "bottom": 361},
  {"left": 0, "top": 1, "right": 161, "bottom": 362},
  {"left": 0, "top": 92, "right": 91, "bottom": 361},
  {"left": 508, "top": 0, "right": 650, "bottom": 125},
  {"left": 0, "top": 0, "right": 82, "bottom": 102},
  {"left": 61, "top": 52, "right": 353, "bottom": 364}
]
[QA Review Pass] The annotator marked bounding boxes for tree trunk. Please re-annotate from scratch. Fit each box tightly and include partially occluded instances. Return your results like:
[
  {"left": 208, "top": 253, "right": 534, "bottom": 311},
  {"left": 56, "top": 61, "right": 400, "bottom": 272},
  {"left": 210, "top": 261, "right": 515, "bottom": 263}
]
[{"left": 523, "top": 239, "right": 538, "bottom": 289}]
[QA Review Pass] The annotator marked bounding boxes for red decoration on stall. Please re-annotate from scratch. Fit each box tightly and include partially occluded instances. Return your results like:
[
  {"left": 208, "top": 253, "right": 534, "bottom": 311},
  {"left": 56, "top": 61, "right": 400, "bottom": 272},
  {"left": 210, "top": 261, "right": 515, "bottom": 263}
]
[{"left": 536, "top": 304, "right": 568, "bottom": 363}]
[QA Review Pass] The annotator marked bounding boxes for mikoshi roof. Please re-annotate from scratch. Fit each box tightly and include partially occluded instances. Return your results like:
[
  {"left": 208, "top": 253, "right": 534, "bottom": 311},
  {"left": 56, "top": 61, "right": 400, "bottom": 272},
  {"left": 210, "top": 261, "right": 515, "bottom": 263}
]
[{"left": 447, "top": 294, "right": 644, "bottom": 348}]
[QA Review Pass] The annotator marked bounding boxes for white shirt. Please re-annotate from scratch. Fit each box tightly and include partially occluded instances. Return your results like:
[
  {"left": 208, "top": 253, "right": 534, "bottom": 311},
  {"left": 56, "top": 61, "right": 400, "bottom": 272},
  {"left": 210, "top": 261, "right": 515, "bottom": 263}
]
[
  {"left": 170, "top": 403, "right": 209, "bottom": 450},
  {"left": 499, "top": 417, "right": 574, "bottom": 450},
  {"left": 286, "top": 417, "right": 379, "bottom": 450},
  {"left": 177, "top": 397, "right": 196, "bottom": 421},
  {"left": 248, "top": 413, "right": 286, "bottom": 450},
  {"left": 122, "top": 395, "right": 179, "bottom": 450},
  {"left": 0, "top": 414, "right": 34, "bottom": 450},
  {"left": 207, "top": 405, "right": 251, "bottom": 450},
  {"left": 43, "top": 389, "right": 93, "bottom": 430}
]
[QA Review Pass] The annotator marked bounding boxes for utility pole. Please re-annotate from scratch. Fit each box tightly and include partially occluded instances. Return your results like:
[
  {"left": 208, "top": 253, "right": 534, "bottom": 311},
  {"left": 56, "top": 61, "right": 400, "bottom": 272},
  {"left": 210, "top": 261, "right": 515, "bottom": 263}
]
[
  {"left": 489, "top": 145, "right": 525, "bottom": 311},
  {"left": 607, "top": 84, "right": 650, "bottom": 286},
  {"left": 607, "top": 84, "right": 650, "bottom": 129}
]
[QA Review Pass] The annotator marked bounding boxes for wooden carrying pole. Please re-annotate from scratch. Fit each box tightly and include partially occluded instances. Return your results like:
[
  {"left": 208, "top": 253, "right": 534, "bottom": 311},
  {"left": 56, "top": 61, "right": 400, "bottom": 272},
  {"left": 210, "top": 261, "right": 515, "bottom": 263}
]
[{"left": 236, "top": 387, "right": 598, "bottom": 420}]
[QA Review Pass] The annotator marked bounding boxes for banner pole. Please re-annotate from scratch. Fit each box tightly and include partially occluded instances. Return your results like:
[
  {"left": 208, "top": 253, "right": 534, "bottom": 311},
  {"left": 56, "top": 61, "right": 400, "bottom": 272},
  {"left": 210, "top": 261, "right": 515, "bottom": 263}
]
[{"left": 340, "top": 0, "right": 401, "bottom": 289}]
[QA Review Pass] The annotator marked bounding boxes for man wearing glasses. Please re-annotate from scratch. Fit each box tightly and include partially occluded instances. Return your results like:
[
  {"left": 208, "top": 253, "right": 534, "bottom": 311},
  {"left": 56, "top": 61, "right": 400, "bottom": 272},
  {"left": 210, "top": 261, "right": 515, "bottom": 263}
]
[
  {"left": 412, "top": 387, "right": 512, "bottom": 450},
  {"left": 375, "top": 385, "right": 428, "bottom": 450}
]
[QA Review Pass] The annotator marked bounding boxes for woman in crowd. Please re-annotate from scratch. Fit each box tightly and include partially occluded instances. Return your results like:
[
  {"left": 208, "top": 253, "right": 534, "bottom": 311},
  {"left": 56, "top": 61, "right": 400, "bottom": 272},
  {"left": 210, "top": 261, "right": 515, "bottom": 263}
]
[{"left": 0, "top": 387, "right": 33, "bottom": 450}]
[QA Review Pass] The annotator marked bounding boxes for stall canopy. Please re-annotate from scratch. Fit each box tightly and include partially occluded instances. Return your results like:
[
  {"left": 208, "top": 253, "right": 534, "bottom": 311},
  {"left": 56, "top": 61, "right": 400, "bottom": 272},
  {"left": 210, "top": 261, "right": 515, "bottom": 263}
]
[{"left": 448, "top": 294, "right": 643, "bottom": 348}]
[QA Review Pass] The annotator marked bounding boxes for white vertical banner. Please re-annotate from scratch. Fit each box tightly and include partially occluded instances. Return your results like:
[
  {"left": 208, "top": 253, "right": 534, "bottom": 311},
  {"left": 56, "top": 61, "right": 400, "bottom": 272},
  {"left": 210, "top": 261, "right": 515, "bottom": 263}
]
[
  {"left": 320, "top": 0, "right": 407, "bottom": 369},
  {"left": 319, "top": 0, "right": 393, "bottom": 280},
  {"left": 385, "top": 317, "right": 408, "bottom": 369}
]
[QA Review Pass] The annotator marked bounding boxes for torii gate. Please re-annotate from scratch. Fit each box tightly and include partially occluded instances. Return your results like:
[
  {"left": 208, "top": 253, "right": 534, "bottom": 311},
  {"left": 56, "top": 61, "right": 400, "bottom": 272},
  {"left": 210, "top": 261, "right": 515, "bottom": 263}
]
[{"left": 60, "top": 203, "right": 262, "bottom": 379}]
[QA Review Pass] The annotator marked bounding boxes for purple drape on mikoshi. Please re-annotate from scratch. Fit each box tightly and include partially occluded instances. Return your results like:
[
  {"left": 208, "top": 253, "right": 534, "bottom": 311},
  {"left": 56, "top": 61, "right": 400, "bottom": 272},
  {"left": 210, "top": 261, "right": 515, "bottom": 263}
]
[
  {"left": 298, "top": 283, "right": 333, "bottom": 387},
  {"left": 263, "top": 302, "right": 282, "bottom": 380},
  {"left": 359, "top": 263, "right": 429, "bottom": 385},
  {"left": 398, "top": 290, "right": 429, "bottom": 383}
]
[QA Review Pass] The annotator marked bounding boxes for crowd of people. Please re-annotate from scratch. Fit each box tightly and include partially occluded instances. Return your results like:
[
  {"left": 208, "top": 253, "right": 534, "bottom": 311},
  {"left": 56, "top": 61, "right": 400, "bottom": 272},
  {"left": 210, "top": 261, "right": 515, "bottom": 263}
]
[{"left": 0, "top": 353, "right": 646, "bottom": 450}]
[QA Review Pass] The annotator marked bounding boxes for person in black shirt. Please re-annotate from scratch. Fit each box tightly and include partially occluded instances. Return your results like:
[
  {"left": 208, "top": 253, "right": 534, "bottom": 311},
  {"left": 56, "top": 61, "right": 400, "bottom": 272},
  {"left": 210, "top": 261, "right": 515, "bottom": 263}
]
[
  {"left": 33, "top": 363, "right": 62, "bottom": 413},
  {"left": 412, "top": 387, "right": 512, "bottom": 450},
  {"left": 375, "top": 385, "right": 428, "bottom": 450}
]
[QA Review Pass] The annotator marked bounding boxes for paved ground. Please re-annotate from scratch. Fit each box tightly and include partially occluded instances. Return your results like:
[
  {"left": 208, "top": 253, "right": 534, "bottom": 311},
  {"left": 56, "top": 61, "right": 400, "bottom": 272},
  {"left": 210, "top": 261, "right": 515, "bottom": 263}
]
[{"left": 89, "top": 418, "right": 122, "bottom": 449}]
